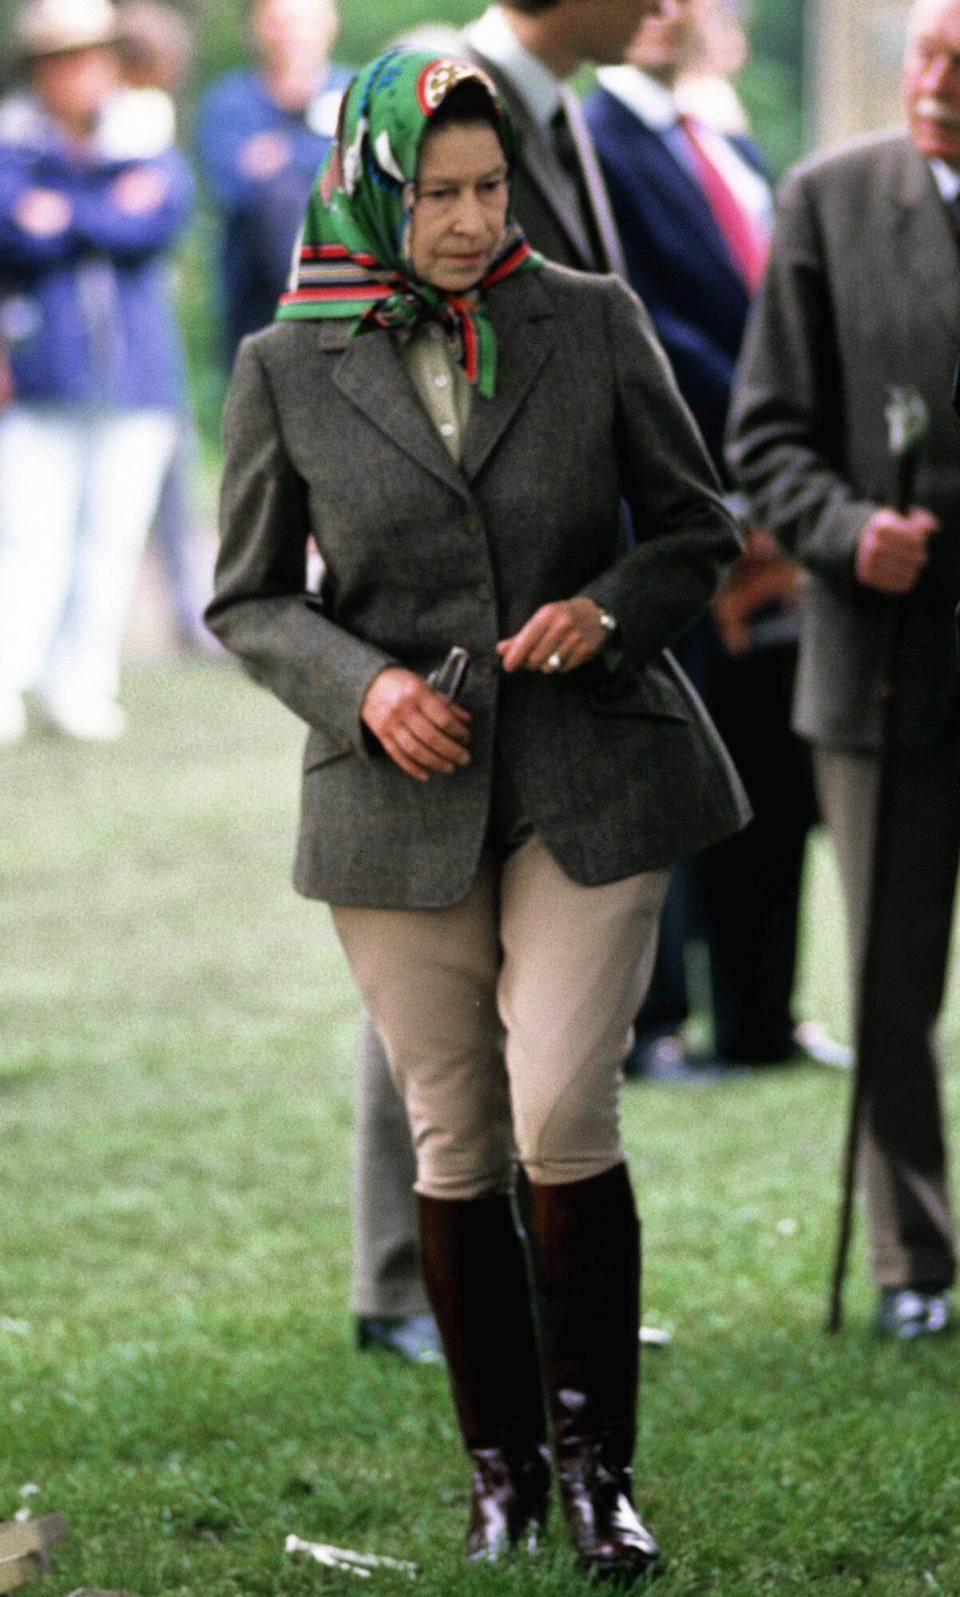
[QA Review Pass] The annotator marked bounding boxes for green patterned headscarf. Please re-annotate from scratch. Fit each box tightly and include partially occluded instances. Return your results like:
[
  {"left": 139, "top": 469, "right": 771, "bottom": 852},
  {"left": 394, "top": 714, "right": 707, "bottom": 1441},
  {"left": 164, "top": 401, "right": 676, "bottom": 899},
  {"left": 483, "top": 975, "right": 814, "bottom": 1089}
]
[{"left": 276, "top": 49, "right": 542, "bottom": 398}]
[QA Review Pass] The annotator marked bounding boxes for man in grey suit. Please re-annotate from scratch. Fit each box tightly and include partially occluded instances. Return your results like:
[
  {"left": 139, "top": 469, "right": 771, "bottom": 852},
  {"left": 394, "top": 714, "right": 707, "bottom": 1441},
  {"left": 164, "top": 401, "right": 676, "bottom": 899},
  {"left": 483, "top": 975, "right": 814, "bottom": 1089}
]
[
  {"left": 353, "top": 0, "right": 658, "bottom": 1361},
  {"left": 463, "top": 0, "right": 633, "bottom": 274},
  {"left": 728, "top": 0, "right": 960, "bottom": 1338}
]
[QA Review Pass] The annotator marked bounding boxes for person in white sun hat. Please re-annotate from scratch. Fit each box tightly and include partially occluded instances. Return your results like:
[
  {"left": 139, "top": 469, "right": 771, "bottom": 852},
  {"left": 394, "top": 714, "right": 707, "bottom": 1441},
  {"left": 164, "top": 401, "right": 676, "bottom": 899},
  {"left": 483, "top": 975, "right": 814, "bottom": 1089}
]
[{"left": 0, "top": 0, "right": 193, "bottom": 744}]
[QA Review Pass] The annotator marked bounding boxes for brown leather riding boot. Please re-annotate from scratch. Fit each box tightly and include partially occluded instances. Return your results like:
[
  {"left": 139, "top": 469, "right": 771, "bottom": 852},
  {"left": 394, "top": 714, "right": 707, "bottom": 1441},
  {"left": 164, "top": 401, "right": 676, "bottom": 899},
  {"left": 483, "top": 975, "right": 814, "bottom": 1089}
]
[
  {"left": 417, "top": 1191, "right": 551, "bottom": 1563},
  {"left": 529, "top": 1163, "right": 662, "bottom": 1584}
]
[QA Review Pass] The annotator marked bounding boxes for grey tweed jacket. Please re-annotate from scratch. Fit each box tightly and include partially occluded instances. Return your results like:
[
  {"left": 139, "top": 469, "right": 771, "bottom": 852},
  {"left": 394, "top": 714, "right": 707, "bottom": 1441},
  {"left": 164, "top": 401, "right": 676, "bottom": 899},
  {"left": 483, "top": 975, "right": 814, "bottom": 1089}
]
[
  {"left": 728, "top": 133, "right": 960, "bottom": 751},
  {"left": 208, "top": 264, "right": 749, "bottom": 908}
]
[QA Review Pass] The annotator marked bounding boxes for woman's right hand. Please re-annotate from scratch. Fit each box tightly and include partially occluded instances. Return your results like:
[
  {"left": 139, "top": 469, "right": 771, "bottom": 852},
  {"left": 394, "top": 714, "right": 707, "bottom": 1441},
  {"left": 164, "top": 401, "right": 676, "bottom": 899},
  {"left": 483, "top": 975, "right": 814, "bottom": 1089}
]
[{"left": 361, "top": 668, "right": 471, "bottom": 782}]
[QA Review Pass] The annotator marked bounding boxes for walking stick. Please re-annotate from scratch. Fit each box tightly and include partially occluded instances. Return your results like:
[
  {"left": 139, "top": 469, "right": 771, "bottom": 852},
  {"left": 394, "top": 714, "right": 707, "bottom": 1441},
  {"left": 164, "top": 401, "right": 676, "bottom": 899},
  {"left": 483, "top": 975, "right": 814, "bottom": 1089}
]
[{"left": 825, "top": 387, "right": 930, "bottom": 1334}]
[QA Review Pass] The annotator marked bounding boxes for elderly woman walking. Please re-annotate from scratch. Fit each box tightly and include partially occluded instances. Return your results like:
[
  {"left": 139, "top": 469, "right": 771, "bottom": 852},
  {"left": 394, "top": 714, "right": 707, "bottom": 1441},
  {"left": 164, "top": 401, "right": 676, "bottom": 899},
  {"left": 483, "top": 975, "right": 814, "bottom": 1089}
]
[{"left": 208, "top": 49, "right": 748, "bottom": 1583}]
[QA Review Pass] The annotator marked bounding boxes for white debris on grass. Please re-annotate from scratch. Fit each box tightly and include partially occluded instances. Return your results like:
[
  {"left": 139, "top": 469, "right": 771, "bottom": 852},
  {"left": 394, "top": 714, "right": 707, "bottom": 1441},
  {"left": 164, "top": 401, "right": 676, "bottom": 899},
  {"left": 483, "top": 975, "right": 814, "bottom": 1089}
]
[
  {"left": 285, "top": 1534, "right": 417, "bottom": 1579},
  {"left": 638, "top": 1324, "right": 672, "bottom": 1347}
]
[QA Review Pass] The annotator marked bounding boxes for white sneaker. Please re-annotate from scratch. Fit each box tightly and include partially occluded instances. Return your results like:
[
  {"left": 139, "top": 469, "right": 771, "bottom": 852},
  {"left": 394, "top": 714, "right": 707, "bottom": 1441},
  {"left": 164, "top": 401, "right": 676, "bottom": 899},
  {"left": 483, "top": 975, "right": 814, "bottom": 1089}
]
[
  {"left": 42, "top": 690, "right": 126, "bottom": 741},
  {"left": 0, "top": 692, "right": 27, "bottom": 746},
  {"left": 793, "top": 1020, "right": 853, "bottom": 1071}
]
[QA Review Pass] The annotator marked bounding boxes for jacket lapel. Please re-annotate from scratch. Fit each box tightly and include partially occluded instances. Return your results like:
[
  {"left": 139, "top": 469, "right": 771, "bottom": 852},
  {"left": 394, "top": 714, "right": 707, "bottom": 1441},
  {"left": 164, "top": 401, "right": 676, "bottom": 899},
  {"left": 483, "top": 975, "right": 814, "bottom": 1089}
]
[
  {"left": 521, "top": 116, "right": 596, "bottom": 267},
  {"left": 330, "top": 324, "right": 472, "bottom": 503},
  {"left": 461, "top": 274, "right": 557, "bottom": 482},
  {"left": 892, "top": 140, "right": 960, "bottom": 342},
  {"left": 561, "top": 88, "right": 626, "bottom": 276}
]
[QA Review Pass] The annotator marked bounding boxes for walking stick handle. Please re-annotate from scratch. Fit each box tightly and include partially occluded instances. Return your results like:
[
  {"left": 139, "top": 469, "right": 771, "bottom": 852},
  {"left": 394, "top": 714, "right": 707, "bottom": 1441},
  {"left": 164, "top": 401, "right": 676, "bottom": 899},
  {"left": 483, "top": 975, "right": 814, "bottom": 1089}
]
[{"left": 886, "top": 386, "right": 929, "bottom": 514}]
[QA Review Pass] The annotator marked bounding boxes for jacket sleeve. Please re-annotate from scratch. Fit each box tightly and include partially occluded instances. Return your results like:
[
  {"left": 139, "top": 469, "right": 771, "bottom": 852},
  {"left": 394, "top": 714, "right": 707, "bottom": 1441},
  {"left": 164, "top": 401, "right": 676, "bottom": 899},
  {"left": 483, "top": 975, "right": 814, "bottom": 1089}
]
[
  {"left": 0, "top": 154, "right": 76, "bottom": 267},
  {"left": 194, "top": 77, "right": 265, "bottom": 213},
  {"left": 194, "top": 77, "right": 324, "bottom": 214},
  {"left": 0, "top": 147, "right": 193, "bottom": 267},
  {"left": 725, "top": 167, "right": 879, "bottom": 589},
  {"left": 205, "top": 336, "right": 396, "bottom": 751},
  {"left": 580, "top": 274, "right": 742, "bottom": 664},
  {"left": 71, "top": 148, "right": 194, "bottom": 259}
]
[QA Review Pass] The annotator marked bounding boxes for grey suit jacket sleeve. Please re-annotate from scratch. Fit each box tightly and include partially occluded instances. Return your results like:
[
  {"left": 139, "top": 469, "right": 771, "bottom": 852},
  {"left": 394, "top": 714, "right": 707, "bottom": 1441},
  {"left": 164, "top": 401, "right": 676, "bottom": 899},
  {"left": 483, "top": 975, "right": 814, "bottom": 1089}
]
[
  {"left": 725, "top": 168, "right": 880, "bottom": 590},
  {"left": 207, "top": 338, "right": 395, "bottom": 753},
  {"left": 582, "top": 276, "right": 742, "bottom": 661}
]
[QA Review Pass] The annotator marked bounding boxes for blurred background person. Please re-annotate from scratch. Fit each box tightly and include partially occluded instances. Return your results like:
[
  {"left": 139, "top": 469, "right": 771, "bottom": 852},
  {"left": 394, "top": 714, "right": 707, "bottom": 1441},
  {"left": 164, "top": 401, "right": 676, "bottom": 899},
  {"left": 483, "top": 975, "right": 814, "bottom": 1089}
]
[
  {"left": 390, "top": 23, "right": 466, "bottom": 55},
  {"left": 674, "top": 0, "right": 750, "bottom": 133},
  {"left": 114, "top": 0, "right": 191, "bottom": 147},
  {"left": 114, "top": 0, "right": 214, "bottom": 651},
  {"left": 462, "top": 0, "right": 636, "bottom": 274},
  {"left": 585, "top": 0, "right": 845, "bottom": 1081},
  {"left": 194, "top": 0, "right": 349, "bottom": 367},
  {"left": 0, "top": 0, "right": 193, "bottom": 745}
]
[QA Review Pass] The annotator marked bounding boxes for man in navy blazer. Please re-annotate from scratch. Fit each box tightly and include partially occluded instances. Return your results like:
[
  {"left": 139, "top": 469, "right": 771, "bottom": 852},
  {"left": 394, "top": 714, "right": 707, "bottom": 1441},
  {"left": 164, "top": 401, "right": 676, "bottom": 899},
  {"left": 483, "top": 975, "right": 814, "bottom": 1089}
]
[
  {"left": 586, "top": 6, "right": 763, "bottom": 462},
  {"left": 584, "top": 0, "right": 830, "bottom": 1080}
]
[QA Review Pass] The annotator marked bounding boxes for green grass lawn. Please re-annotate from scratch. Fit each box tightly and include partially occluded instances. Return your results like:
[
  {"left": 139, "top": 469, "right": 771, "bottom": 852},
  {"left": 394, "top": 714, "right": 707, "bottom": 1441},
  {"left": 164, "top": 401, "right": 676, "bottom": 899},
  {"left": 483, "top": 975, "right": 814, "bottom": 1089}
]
[{"left": 2, "top": 660, "right": 959, "bottom": 1597}]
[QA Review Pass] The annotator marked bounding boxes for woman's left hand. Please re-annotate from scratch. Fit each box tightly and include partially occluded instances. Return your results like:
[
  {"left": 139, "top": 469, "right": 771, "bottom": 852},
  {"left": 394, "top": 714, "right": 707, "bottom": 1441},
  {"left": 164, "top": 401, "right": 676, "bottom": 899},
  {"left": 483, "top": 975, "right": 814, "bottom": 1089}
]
[{"left": 497, "top": 598, "right": 608, "bottom": 675}]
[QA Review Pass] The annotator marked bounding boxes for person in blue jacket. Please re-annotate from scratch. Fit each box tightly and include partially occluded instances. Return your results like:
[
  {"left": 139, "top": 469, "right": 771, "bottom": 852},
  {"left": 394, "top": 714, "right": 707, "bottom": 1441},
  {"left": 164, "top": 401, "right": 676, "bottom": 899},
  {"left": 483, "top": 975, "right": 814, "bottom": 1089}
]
[
  {"left": 194, "top": 0, "right": 350, "bottom": 365},
  {"left": 0, "top": 0, "right": 193, "bottom": 744}
]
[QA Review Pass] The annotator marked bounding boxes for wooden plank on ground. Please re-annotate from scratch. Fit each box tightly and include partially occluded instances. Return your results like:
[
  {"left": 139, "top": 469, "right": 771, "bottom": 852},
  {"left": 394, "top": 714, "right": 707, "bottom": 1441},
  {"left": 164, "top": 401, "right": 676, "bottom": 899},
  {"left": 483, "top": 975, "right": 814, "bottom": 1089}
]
[
  {"left": 0, "top": 1553, "right": 43, "bottom": 1594},
  {"left": 0, "top": 1517, "right": 68, "bottom": 1561}
]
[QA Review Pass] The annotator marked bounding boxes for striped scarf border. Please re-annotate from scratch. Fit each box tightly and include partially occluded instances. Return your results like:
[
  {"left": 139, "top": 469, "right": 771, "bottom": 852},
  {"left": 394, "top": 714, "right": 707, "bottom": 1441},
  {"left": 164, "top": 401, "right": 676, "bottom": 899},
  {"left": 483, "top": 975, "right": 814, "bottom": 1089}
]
[{"left": 278, "top": 238, "right": 534, "bottom": 314}]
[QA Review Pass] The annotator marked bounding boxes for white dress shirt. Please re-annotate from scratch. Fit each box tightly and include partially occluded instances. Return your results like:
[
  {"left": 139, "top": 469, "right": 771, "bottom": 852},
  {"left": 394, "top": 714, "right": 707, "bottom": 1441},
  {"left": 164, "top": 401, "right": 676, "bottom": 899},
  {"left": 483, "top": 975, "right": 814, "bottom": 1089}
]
[
  {"left": 596, "top": 64, "right": 772, "bottom": 231},
  {"left": 931, "top": 156, "right": 960, "bottom": 208}
]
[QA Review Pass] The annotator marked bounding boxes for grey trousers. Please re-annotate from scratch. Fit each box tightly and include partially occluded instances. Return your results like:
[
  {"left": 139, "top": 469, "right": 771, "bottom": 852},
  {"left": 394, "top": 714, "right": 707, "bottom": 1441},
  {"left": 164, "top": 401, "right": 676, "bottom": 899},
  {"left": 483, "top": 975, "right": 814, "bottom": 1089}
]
[
  {"left": 815, "top": 742, "right": 960, "bottom": 1291},
  {"left": 351, "top": 1015, "right": 430, "bottom": 1318}
]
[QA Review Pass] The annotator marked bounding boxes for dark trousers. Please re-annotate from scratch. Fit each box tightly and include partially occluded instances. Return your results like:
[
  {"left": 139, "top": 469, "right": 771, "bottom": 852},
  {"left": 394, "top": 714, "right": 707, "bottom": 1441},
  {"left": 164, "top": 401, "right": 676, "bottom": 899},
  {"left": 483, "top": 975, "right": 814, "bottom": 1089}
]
[{"left": 635, "top": 626, "right": 817, "bottom": 1060}]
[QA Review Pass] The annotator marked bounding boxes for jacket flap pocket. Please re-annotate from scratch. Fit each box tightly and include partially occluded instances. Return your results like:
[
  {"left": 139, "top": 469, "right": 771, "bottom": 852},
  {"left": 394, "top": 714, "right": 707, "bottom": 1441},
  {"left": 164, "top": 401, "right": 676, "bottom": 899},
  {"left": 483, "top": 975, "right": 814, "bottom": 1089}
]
[{"left": 587, "top": 663, "right": 692, "bottom": 723}]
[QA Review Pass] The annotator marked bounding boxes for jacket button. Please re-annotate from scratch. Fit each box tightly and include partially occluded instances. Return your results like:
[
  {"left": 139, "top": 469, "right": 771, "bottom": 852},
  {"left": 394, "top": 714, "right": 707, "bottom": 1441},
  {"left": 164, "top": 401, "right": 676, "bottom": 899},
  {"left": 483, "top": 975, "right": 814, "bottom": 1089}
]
[
  {"left": 466, "top": 513, "right": 483, "bottom": 534},
  {"left": 476, "top": 583, "right": 493, "bottom": 602}
]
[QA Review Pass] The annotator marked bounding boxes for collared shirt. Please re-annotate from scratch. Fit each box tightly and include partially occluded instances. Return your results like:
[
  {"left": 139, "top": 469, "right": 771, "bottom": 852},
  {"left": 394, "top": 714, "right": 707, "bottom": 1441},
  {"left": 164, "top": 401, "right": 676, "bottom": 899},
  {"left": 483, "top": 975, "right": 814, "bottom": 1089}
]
[
  {"left": 596, "top": 64, "right": 677, "bottom": 133},
  {"left": 931, "top": 156, "right": 960, "bottom": 207},
  {"left": 465, "top": 5, "right": 564, "bottom": 129},
  {"left": 596, "top": 64, "right": 771, "bottom": 230},
  {"left": 401, "top": 324, "right": 472, "bottom": 464}
]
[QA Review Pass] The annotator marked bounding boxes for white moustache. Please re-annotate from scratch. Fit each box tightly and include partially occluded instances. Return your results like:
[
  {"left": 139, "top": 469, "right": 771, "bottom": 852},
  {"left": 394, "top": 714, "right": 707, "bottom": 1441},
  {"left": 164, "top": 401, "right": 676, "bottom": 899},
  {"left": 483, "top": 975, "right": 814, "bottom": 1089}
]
[{"left": 915, "top": 95, "right": 960, "bottom": 129}]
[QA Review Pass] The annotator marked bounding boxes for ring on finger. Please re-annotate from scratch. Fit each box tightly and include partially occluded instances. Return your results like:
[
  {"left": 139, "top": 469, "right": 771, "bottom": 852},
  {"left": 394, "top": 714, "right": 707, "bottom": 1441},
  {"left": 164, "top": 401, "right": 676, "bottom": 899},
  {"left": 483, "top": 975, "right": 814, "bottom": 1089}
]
[{"left": 546, "top": 651, "right": 564, "bottom": 672}]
